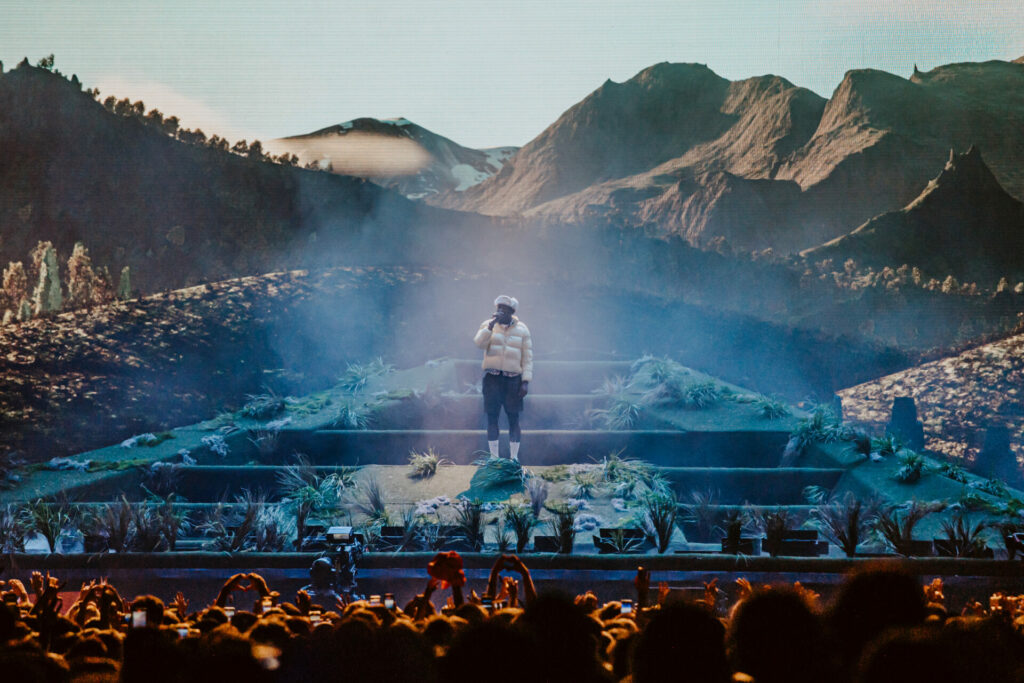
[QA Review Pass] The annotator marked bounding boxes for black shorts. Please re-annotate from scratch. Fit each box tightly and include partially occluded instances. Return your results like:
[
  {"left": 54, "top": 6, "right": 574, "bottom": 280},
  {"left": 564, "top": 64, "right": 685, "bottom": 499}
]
[{"left": 483, "top": 373, "right": 524, "bottom": 415}]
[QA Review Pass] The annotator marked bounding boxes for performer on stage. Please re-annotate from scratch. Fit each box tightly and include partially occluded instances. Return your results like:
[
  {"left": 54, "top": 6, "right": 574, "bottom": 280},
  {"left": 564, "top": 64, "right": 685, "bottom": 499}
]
[{"left": 473, "top": 295, "right": 533, "bottom": 462}]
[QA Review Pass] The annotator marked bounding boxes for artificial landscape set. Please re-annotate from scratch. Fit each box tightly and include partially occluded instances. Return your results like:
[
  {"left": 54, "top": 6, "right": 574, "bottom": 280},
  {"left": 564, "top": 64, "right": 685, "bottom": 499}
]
[{"left": 3, "top": 54, "right": 1024, "bottom": 605}]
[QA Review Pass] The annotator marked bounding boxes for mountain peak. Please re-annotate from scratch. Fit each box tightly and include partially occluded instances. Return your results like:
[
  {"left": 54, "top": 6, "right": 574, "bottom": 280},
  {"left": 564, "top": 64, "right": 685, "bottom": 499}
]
[
  {"left": 630, "top": 62, "right": 722, "bottom": 89},
  {"left": 801, "top": 146, "right": 1024, "bottom": 282},
  {"left": 900, "top": 146, "right": 1012, "bottom": 216},
  {"left": 920, "top": 145, "right": 1003, "bottom": 203},
  {"left": 294, "top": 117, "right": 421, "bottom": 139},
  {"left": 274, "top": 117, "right": 517, "bottom": 199}
]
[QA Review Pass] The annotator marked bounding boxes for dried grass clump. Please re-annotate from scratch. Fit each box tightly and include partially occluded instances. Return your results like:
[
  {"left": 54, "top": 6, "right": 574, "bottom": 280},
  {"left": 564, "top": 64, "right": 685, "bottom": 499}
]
[
  {"left": 785, "top": 406, "right": 853, "bottom": 461},
  {"left": 27, "top": 498, "right": 73, "bottom": 554},
  {"left": 526, "top": 477, "right": 549, "bottom": 518},
  {"left": 756, "top": 395, "right": 791, "bottom": 419},
  {"left": 546, "top": 503, "right": 577, "bottom": 554},
  {"left": 277, "top": 454, "right": 348, "bottom": 542},
  {"left": 0, "top": 504, "right": 31, "bottom": 552},
  {"left": 339, "top": 357, "right": 394, "bottom": 393},
  {"left": 502, "top": 503, "right": 537, "bottom": 553},
  {"left": 587, "top": 396, "right": 642, "bottom": 430},
  {"left": 566, "top": 470, "right": 602, "bottom": 499},
  {"left": 681, "top": 489, "right": 720, "bottom": 542},
  {"left": 240, "top": 391, "right": 286, "bottom": 420},
  {"left": 753, "top": 508, "right": 794, "bottom": 558},
  {"left": 408, "top": 448, "right": 452, "bottom": 479},
  {"left": 351, "top": 475, "right": 390, "bottom": 527},
  {"left": 454, "top": 499, "right": 485, "bottom": 551},
  {"left": 894, "top": 451, "right": 925, "bottom": 484},
  {"left": 873, "top": 500, "right": 945, "bottom": 556},
  {"left": 807, "top": 489, "right": 878, "bottom": 558},
  {"left": 248, "top": 428, "right": 280, "bottom": 462},
  {"left": 331, "top": 398, "right": 376, "bottom": 429},
  {"left": 940, "top": 510, "right": 989, "bottom": 558},
  {"left": 639, "top": 491, "right": 678, "bottom": 554}
]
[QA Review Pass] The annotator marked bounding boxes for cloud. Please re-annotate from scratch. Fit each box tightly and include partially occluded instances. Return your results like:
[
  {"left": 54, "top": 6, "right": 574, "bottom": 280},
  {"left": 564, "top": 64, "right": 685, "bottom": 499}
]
[
  {"left": 91, "top": 75, "right": 256, "bottom": 143},
  {"left": 268, "top": 132, "right": 432, "bottom": 177}
]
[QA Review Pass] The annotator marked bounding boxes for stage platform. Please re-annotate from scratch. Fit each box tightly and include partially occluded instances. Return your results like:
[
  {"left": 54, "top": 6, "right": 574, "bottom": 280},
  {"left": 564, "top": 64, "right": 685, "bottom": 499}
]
[{"left": 3, "top": 357, "right": 1022, "bottom": 607}]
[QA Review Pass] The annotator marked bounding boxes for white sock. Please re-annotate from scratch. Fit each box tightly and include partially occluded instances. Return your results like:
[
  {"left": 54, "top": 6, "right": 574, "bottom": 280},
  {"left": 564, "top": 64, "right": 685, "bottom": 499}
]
[
  {"left": 510, "top": 441, "right": 520, "bottom": 462},
  {"left": 488, "top": 440, "right": 499, "bottom": 458}
]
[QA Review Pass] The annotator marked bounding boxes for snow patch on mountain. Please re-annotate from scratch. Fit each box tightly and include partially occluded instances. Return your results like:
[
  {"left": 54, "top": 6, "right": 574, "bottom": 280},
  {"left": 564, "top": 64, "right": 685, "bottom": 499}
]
[
  {"left": 451, "top": 163, "right": 491, "bottom": 191},
  {"left": 483, "top": 146, "right": 517, "bottom": 172},
  {"left": 449, "top": 146, "right": 517, "bottom": 191},
  {"left": 275, "top": 118, "right": 519, "bottom": 199}
]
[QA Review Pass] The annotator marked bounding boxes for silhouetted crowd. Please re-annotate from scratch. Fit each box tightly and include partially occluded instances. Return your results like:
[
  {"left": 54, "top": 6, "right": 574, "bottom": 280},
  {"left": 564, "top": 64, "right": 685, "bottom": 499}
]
[{"left": 3, "top": 552, "right": 1024, "bottom": 682}]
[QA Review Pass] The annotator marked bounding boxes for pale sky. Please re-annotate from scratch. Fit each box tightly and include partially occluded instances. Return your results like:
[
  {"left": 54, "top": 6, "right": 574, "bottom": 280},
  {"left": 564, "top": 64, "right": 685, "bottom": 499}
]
[{"left": 2, "top": 0, "right": 1021, "bottom": 148}]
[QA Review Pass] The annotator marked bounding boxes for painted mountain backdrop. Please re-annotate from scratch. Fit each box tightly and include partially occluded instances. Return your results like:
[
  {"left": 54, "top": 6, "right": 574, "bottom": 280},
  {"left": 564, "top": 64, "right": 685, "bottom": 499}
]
[
  {"left": 0, "top": 63, "right": 479, "bottom": 293},
  {"left": 272, "top": 117, "right": 516, "bottom": 199},
  {"left": 803, "top": 147, "right": 1024, "bottom": 283},
  {"left": 433, "top": 60, "right": 1024, "bottom": 257},
  {"left": 3, "top": 55, "right": 1024, "bottom": 473},
  {"left": 2, "top": 57, "right": 1023, "bottom": 357}
]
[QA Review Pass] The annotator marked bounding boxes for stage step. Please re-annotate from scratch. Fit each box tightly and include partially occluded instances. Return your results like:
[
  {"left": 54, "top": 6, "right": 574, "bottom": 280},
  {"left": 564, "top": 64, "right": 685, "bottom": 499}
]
[
  {"left": 658, "top": 467, "right": 844, "bottom": 504},
  {"left": 6, "top": 359, "right": 835, "bottom": 537},
  {"left": 272, "top": 429, "right": 789, "bottom": 467},
  {"left": 452, "top": 360, "right": 633, "bottom": 395},
  {"left": 89, "top": 466, "right": 836, "bottom": 504},
  {"left": 58, "top": 500, "right": 822, "bottom": 514},
  {"left": 373, "top": 394, "right": 609, "bottom": 430}
]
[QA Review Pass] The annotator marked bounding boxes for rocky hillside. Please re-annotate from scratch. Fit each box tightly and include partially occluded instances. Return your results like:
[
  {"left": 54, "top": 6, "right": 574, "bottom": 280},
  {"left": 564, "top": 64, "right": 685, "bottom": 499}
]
[
  {"left": 802, "top": 147, "right": 1024, "bottom": 284},
  {"left": 840, "top": 330, "right": 1024, "bottom": 476},
  {"left": 0, "top": 268, "right": 385, "bottom": 460},
  {"left": 0, "top": 262, "right": 925, "bottom": 463},
  {"left": 0, "top": 64, "right": 474, "bottom": 294},
  {"left": 273, "top": 117, "right": 516, "bottom": 199},
  {"left": 0, "top": 267, "right": 500, "bottom": 463},
  {"left": 436, "top": 59, "right": 1024, "bottom": 256}
]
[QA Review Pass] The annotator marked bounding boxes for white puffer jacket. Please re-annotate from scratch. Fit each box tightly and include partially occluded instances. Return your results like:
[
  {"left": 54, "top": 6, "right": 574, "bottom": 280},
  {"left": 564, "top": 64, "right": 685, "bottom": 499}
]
[{"left": 473, "top": 316, "right": 533, "bottom": 382}]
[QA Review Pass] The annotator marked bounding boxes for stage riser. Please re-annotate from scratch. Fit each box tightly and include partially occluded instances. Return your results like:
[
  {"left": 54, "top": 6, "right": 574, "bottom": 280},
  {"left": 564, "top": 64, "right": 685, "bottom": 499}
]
[
  {"left": 67, "top": 466, "right": 839, "bottom": 503},
  {"left": 659, "top": 468, "right": 843, "bottom": 504},
  {"left": 372, "top": 395, "right": 627, "bottom": 430},
  {"left": 265, "top": 430, "right": 790, "bottom": 467},
  {"left": 452, "top": 360, "right": 634, "bottom": 395}
]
